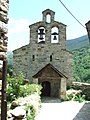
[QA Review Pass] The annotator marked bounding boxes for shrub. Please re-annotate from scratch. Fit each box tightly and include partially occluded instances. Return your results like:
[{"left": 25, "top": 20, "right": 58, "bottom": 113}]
[
  {"left": 7, "top": 72, "right": 42, "bottom": 119},
  {"left": 74, "top": 95, "right": 85, "bottom": 102},
  {"left": 7, "top": 72, "right": 25, "bottom": 102},
  {"left": 26, "top": 104, "right": 36, "bottom": 120},
  {"left": 7, "top": 72, "right": 42, "bottom": 102},
  {"left": 19, "top": 84, "right": 42, "bottom": 97}
]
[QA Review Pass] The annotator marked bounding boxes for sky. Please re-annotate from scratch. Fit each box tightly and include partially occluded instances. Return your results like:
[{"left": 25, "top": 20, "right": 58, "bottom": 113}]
[{"left": 8, "top": 0, "right": 90, "bottom": 51}]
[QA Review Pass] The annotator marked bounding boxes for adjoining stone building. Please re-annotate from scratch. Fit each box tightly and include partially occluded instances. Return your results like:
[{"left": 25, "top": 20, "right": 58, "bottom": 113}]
[
  {"left": 0, "top": 0, "right": 9, "bottom": 119},
  {"left": 13, "top": 9, "right": 73, "bottom": 99},
  {"left": 85, "top": 21, "right": 90, "bottom": 43}
]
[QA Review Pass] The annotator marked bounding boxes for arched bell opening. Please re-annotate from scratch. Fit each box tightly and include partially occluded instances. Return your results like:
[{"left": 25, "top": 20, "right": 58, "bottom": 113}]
[
  {"left": 38, "top": 26, "right": 45, "bottom": 43},
  {"left": 51, "top": 27, "right": 59, "bottom": 43}
]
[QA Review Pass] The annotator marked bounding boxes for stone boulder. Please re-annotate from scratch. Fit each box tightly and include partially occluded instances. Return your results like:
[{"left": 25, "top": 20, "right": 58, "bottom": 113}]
[
  {"left": 23, "top": 79, "right": 30, "bottom": 85},
  {"left": 7, "top": 94, "right": 41, "bottom": 120},
  {"left": 8, "top": 106, "right": 26, "bottom": 120},
  {"left": 10, "top": 101, "right": 19, "bottom": 109},
  {"left": 72, "top": 82, "right": 90, "bottom": 100},
  {"left": 66, "top": 89, "right": 82, "bottom": 96}
]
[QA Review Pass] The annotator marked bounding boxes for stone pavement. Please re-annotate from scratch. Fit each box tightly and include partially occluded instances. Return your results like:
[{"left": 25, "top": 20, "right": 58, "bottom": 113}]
[
  {"left": 35, "top": 98, "right": 90, "bottom": 120},
  {"left": 41, "top": 97, "right": 61, "bottom": 103}
]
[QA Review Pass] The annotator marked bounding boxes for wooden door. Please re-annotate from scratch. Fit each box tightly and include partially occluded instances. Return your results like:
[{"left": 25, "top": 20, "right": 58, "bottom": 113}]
[{"left": 41, "top": 81, "right": 51, "bottom": 96}]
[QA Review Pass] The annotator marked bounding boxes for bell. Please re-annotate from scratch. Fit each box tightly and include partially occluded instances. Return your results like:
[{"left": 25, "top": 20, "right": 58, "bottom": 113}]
[
  {"left": 52, "top": 32, "right": 58, "bottom": 35},
  {"left": 38, "top": 28, "right": 45, "bottom": 40},
  {"left": 53, "top": 35, "right": 57, "bottom": 40},
  {"left": 52, "top": 32, "right": 58, "bottom": 40},
  {"left": 39, "top": 29, "right": 44, "bottom": 34},
  {"left": 39, "top": 34, "right": 44, "bottom": 40}
]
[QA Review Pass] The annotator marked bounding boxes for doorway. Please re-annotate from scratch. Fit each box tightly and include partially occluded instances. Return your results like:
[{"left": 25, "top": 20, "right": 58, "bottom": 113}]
[{"left": 41, "top": 81, "right": 51, "bottom": 97}]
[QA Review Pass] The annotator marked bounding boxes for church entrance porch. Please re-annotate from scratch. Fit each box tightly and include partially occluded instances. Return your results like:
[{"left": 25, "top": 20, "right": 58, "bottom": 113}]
[{"left": 33, "top": 63, "right": 67, "bottom": 100}]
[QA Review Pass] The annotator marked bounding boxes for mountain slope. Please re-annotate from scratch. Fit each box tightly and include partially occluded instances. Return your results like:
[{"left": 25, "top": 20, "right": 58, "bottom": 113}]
[
  {"left": 66, "top": 35, "right": 89, "bottom": 50},
  {"left": 66, "top": 35, "right": 90, "bottom": 83}
]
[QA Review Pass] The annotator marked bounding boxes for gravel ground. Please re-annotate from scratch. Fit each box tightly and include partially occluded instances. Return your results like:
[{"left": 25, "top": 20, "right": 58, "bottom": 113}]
[{"left": 35, "top": 100, "right": 90, "bottom": 120}]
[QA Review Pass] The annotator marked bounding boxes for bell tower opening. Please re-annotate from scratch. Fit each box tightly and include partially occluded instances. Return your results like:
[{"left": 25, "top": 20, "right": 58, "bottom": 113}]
[
  {"left": 46, "top": 14, "right": 51, "bottom": 23},
  {"left": 42, "top": 9, "right": 55, "bottom": 22},
  {"left": 51, "top": 27, "right": 59, "bottom": 43}
]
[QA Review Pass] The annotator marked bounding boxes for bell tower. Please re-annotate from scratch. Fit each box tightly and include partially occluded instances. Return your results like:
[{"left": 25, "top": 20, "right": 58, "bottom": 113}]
[
  {"left": 29, "top": 9, "right": 66, "bottom": 48},
  {"left": 42, "top": 9, "right": 55, "bottom": 22}
]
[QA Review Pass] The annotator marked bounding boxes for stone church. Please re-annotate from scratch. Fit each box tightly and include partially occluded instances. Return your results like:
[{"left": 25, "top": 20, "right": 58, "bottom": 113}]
[{"left": 13, "top": 9, "right": 73, "bottom": 99}]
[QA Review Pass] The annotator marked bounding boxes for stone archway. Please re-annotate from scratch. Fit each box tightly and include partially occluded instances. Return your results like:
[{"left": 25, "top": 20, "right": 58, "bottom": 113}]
[{"left": 41, "top": 81, "right": 51, "bottom": 97}]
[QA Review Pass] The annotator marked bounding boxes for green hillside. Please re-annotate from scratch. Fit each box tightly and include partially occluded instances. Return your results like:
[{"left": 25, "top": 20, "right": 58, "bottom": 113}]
[
  {"left": 66, "top": 35, "right": 90, "bottom": 83},
  {"left": 66, "top": 35, "right": 89, "bottom": 50},
  {"left": 72, "top": 46, "right": 90, "bottom": 83}
]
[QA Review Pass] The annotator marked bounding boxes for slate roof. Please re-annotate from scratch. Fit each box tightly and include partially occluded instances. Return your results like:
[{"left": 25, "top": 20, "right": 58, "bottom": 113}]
[{"left": 33, "top": 63, "right": 68, "bottom": 79}]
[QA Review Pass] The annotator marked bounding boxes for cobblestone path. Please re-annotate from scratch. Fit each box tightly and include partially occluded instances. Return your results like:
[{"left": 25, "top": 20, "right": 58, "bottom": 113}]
[
  {"left": 35, "top": 97, "right": 90, "bottom": 120},
  {"left": 41, "top": 97, "right": 61, "bottom": 103}
]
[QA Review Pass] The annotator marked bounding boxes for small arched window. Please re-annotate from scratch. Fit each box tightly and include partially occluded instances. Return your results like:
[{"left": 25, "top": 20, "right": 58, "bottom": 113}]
[
  {"left": 38, "top": 27, "right": 45, "bottom": 43},
  {"left": 51, "top": 27, "right": 59, "bottom": 43},
  {"left": 46, "top": 14, "right": 51, "bottom": 23}
]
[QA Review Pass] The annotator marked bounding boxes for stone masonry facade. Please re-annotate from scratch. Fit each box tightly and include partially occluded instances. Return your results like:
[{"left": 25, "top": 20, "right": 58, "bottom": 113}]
[
  {"left": 13, "top": 9, "right": 73, "bottom": 85},
  {"left": 0, "top": 0, "right": 9, "bottom": 56}
]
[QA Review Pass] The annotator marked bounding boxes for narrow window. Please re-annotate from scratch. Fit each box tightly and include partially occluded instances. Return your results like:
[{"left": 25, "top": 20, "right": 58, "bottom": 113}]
[
  {"left": 32, "top": 55, "right": 35, "bottom": 61},
  {"left": 50, "top": 55, "right": 52, "bottom": 61}
]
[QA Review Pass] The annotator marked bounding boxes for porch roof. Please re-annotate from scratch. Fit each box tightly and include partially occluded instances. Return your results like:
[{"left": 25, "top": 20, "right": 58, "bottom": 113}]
[{"left": 33, "top": 63, "right": 68, "bottom": 79}]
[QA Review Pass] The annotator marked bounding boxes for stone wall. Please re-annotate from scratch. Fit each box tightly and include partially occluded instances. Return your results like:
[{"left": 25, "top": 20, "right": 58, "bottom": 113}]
[
  {"left": 0, "top": 0, "right": 9, "bottom": 51},
  {"left": 72, "top": 82, "right": 90, "bottom": 100},
  {"left": 0, "top": 0, "right": 9, "bottom": 119}
]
